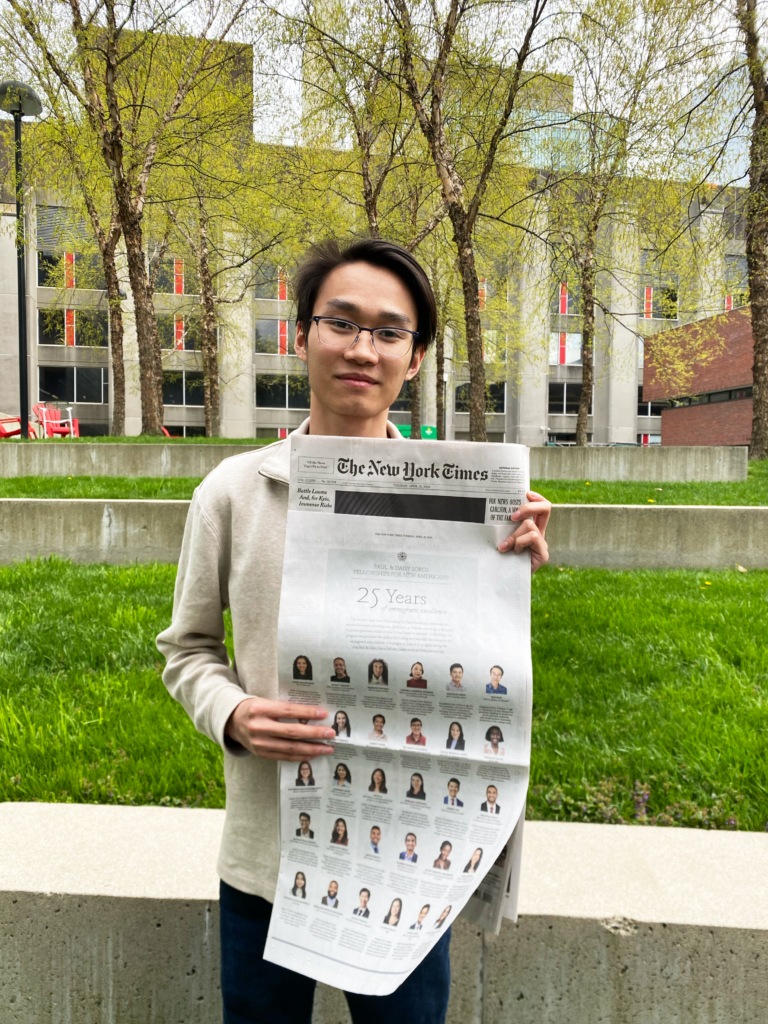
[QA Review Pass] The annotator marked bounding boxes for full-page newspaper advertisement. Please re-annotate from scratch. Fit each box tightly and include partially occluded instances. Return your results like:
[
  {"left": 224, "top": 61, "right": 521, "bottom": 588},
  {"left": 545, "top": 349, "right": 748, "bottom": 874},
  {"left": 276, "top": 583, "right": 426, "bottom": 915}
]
[{"left": 263, "top": 435, "right": 532, "bottom": 995}]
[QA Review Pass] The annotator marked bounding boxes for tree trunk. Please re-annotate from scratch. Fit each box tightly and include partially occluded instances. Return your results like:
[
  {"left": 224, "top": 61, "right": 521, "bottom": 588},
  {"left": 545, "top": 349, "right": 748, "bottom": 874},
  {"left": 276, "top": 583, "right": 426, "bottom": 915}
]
[
  {"left": 451, "top": 210, "right": 487, "bottom": 442},
  {"left": 197, "top": 203, "right": 221, "bottom": 437},
  {"left": 576, "top": 242, "right": 596, "bottom": 447},
  {"left": 102, "top": 239, "right": 125, "bottom": 435},
  {"left": 435, "top": 324, "right": 445, "bottom": 440},
  {"left": 118, "top": 204, "right": 163, "bottom": 435},
  {"left": 409, "top": 370, "right": 421, "bottom": 439},
  {"left": 740, "top": 0, "right": 768, "bottom": 459}
]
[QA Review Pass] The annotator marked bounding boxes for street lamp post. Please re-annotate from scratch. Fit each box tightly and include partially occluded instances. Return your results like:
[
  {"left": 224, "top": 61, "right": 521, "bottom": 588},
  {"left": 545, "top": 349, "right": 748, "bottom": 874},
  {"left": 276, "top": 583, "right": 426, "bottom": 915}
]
[{"left": 0, "top": 81, "right": 42, "bottom": 439}]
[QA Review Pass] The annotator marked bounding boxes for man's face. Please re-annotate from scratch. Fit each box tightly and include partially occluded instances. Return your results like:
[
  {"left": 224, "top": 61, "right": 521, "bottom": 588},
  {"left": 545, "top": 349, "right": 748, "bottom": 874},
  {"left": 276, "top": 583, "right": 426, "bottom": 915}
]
[
  {"left": 373, "top": 716, "right": 384, "bottom": 732},
  {"left": 405, "top": 834, "right": 416, "bottom": 854},
  {"left": 451, "top": 666, "right": 463, "bottom": 684},
  {"left": 295, "top": 262, "right": 424, "bottom": 424},
  {"left": 447, "top": 781, "right": 459, "bottom": 799},
  {"left": 486, "top": 786, "right": 498, "bottom": 806},
  {"left": 300, "top": 815, "right": 310, "bottom": 831},
  {"left": 360, "top": 891, "right": 370, "bottom": 908},
  {"left": 418, "top": 906, "right": 429, "bottom": 923},
  {"left": 328, "top": 881, "right": 338, "bottom": 898},
  {"left": 411, "top": 721, "right": 422, "bottom": 738},
  {"left": 371, "top": 828, "right": 381, "bottom": 845},
  {"left": 490, "top": 667, "right": 502, "bottom": 687},
  {"left": 334, "top": 658, "right": 346, "bottom": 676}
]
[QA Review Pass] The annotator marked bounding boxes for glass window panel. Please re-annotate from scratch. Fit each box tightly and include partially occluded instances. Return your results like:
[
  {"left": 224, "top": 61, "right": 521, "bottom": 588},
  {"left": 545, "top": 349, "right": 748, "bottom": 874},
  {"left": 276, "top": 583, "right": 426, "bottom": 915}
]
[
  {"left": 487, "top": 382, "right": 505, "bottom": 413},
  {"left": 152, "top": 256, "right": 175, "bottom": 294},
  {"left": 254, "top": 263, "right": 278, "bottom": 299},
  {"left": 256, "top": 374, "right": 287, "bottom": 407},
  {"left": 75, "top": 366, "right": 103, "bottom": 403},
  {"left": 391, "top": 379, "right": 412, "bottom": 412},
  {"left": 37, "top": 251, "right": 59, "bottom": 287},
  {"left": 184, "top": 371, "right": 205, "bottom": 407},
  {"left": 565, "top": 333, "right": 582, "bottom": 365},
  {"left": 287, "top": 374, "right": 311, "bottom": 409},
  {"left": 564, "top": 383, "right": 592, "bottom": 414},
  {"left": 649, "top": 400, "right": 668, "bottom": 415},
  {"left": 103, "top": 369, "right": 109, "bottom": 405},
  {"left": 549, "top": 332, "right": 560, "bottom": 365},
  {"left": 548, "top": 382, "right": 564, "bottom": 414},
  {"left": 157, "top": 314, "right": 176, "bottom": 350},
  {"left": 39, "top": 365, "right": 74, "bottom": 403},
  {"left": 454, "top": 383, "right": 471, "bottom": 413},
  {"left": 162, "top": 370, "right": 184, "bottom": 406},
  {"left": 185, "top": 263, "right": 200, "bottom": 295},
  {"left": 637, "top": 385, "right": 648, "bottom": 415},
  {"left": 77, "top": 253, "right": 106, "bottom": 291},
  {"left": 184, "top": 317, "right": 203, "bottom": 351},
  {"left": 710, "top": 390, "right": 730, "bottom": 403},
  {"left": 76, "top": 310, "right": 108, "bottom": 347},
  {"left": 255, "top": 318, "right": 279, "bottom": 353},
  {"left": 38, "top": 309, "right": 65, "bottom": 345}
]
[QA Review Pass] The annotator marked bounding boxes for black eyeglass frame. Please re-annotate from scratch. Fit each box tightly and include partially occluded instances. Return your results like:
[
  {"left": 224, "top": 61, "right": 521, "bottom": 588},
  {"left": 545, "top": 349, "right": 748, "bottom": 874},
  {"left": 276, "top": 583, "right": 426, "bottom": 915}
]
[{"left": 310, "top": 315, "right": 418, "bottom": 356}]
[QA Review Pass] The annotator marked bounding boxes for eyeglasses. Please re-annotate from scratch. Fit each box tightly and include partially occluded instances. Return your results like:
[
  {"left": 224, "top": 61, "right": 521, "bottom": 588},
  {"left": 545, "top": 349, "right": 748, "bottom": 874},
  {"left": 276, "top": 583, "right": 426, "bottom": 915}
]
[{"left": 311, "top": 316, "right": 417, "bottom": 358}]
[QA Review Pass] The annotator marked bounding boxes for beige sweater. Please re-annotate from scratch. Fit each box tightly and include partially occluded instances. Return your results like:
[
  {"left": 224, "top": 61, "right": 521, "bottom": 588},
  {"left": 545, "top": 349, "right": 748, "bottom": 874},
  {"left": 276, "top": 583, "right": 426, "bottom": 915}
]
[{"left": 156, "top": 417, "right": 404, "bottom": 899}]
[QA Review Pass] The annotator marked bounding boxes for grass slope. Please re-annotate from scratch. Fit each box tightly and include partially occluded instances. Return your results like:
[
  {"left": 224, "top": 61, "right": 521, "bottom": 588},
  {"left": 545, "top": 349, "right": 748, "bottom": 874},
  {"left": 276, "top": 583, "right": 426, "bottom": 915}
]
[{"left": 2, "top": 559, "right": 766, "bottom": 829}]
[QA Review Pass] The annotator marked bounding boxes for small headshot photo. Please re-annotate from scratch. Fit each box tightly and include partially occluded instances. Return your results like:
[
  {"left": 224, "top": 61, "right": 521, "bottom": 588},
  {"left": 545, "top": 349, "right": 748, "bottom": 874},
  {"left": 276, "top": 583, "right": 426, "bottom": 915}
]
[
  {"left": 383, "top": 898, "right": 402, "bottom": 926},
  {"left": 291, "top": 871, "right": 307, "bottom": 898},
  {"left": 434, "top": 905, "right": 452, "bottom": 929},
  {"left": 293, "top": 655, "right": 313, "bottom": 681},
  {"left": 433, "top": 841, "right": 452, "bottom": 871},
  {"left": 486, "top": 665, "right": 507, "bottom": 694},
  {"left": 407, "top": 662, "right": 428, "bottom": 689},
  {"left": 321, "top": 880, "right": 340, "bottom": 908},
  {"left": 445, "top": 721, "right": 465, "bottom": 751},
  {"left": 369, "top": 826, "right": 382, "bottom": 854},
  {"left": 353, "top": 888, "right": 371, "bottom": 918},
  {"left": 463, "top": 848, "right": 484, "bottom": 874},
  {"left": 406, "top": 772, "right": 426, "bottom": 800},
  {"left": 484, "top": 726, "right": 505, "bottom": 756},
  {"left": 296, "top": 813, "right": 314, "bottom": 838},
  {"left": 369, "top": 713, "right": 387, "bottom": 742},
  {"left": 333, "top": 710, "right": 351, "bottom": 738},
  {"left": 368, "top": 768, "right": 387, "bottom": 794},
  {"left": 444, "top": 778, "right": 463, "bottom": 807},
  {"left": 399, "top": 832, "right": 418, "bottom": 863},
  {"left": 295, "top": 761, "right": 315, "bottom": 787},
  {"left": 368, "top": 658, "right": 388, "bottom": 686},
  {"left": 333, "top": 763, "right": 352, "bottom": 788},
  {"left": 446, "top": 663, "right": 466, "bottom": 693},
  {"left": 330, "top": 818, "right": 349, "bottom": 846},
  {"left": 331, "top": 657, "right": 350, "bottom": 682},
  {"left": 406, "top": 718, "right": 426, "bottom": 746},
  {"left": 410, "top": 904, "right": 430, "bottom": 930},
  {"left": 481, "top": 785, "right": 501, "bottom": 814}
]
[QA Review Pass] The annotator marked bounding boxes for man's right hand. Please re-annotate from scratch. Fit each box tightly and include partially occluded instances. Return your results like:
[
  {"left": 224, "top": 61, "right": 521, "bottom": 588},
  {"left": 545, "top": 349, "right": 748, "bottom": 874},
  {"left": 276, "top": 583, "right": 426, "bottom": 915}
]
[{"left": 224, "top": 698, "right": 336, "bottom": 761}]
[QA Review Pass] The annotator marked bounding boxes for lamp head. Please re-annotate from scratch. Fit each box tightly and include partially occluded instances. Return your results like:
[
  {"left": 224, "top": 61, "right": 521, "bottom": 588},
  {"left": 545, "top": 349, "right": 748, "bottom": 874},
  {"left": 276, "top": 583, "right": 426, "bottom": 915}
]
[{"left": 0, "top": 81, "right": 42, "bottom": 117}]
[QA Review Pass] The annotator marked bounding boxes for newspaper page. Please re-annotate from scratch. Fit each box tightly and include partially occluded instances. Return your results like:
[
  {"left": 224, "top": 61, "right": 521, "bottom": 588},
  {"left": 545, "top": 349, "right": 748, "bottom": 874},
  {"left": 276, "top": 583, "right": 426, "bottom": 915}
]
[{"left": 263, "top": 436, "right": 532, "bottom": 995}]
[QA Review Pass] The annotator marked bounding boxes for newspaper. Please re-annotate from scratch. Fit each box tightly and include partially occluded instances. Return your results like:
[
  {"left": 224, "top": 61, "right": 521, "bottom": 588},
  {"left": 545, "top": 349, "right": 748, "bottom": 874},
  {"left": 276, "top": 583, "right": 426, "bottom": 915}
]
[{"left": 263, "top": 435, "right": 532, "bottom": 995}]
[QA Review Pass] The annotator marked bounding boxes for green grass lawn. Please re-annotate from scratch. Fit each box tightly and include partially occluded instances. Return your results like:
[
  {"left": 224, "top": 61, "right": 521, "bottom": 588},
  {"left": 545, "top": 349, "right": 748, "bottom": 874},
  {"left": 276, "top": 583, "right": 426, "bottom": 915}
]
[
  {"left": 2, "top": 558, "right": 766, "bottom": 829},
  {"left": 2, "top": 459, "right": 766, "bottom": 502}
]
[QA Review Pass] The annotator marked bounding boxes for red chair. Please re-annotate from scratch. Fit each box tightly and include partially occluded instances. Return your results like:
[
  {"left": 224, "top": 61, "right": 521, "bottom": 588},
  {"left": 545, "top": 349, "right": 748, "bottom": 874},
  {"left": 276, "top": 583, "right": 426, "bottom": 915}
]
[
  {"left": 0, "top": 416, "right": 34, "bottom": 439},
  {"left": 32, "top": 403, "right": 80, "bottom": 438}
]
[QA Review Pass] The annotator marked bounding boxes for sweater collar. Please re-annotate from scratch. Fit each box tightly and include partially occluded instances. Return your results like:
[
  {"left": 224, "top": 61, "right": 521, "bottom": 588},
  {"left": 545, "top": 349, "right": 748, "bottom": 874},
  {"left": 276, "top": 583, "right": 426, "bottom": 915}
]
[{"left": 259, "top": 416, "right": 405, "bottom": 486}]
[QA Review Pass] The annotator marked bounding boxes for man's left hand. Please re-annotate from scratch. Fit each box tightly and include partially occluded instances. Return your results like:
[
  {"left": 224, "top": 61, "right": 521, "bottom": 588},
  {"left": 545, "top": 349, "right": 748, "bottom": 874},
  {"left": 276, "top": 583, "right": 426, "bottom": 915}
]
[{"left": 497, "top": 490, "right": 551, "bottom": 574}]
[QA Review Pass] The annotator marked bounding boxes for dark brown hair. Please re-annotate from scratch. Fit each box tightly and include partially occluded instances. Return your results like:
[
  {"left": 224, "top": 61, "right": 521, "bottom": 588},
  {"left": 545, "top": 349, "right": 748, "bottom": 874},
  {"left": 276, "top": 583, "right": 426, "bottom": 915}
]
[{"left": 292, "top": 238, "right": 437, "bottom": 351}]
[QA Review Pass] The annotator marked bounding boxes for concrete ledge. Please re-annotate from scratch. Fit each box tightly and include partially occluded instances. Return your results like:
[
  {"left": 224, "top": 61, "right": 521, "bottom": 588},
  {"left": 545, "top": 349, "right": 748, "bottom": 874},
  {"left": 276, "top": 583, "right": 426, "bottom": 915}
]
[
  {"left": 1, "top": 804, "right": 766, "bottom": 1024},
  {"left": 2, "top": 499, "right": 768, "bottom": 569},
  {"left": 0, "top": 443, "right": 749, "bottom": 481}
]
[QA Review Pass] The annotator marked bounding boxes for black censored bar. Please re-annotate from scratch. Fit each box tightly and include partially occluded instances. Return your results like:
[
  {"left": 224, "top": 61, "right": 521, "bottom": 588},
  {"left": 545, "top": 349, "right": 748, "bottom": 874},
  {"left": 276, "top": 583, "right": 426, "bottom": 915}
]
[{"left": 334, "top": 490, "right": 487, "bottom": 524}]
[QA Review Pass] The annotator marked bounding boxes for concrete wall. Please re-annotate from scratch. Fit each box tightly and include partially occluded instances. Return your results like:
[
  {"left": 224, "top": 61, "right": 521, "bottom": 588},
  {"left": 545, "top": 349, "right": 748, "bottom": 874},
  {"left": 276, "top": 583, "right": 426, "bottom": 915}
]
[
  {"left": 0, "top": 441, "right": 749, "bottom": 480},
  {"left": 3, "top": 498, "right": 767, "bottom": 570},
  {"left": 2, "top": 803, "right": 766, "bottom": 1024}
]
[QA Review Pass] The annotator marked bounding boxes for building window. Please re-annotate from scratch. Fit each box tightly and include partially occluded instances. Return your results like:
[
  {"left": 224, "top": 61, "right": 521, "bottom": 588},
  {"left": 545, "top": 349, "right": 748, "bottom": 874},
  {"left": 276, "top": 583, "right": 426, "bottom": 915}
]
[
  {"left": 454, "top": 382, "right": 505, "bottom": 413},
  {"left": 637, "top": 434, "right": 661, "bottom": 445},
  {"left": 162, "top": 370, "right": 205, "bottom": 406},
  {"left": 158, "top": 314, "right": 204, "bottom": 351},
  {"left": 639, "top": 251, "right": 678, "bottom": 320},
  {"left": 548, "top": 331, "right": 583, "bottom": 365},
  {"left": 255, "top": 318, "right": 295, "bottom": 354},
  {"left": 38, "top": 308, "right": 108, "bottom": 347},
  {"left": 254, "top": 264, "right": 287, "bottom": 300},
  {"left": 39, "top": 365, "right": 109, "bottom": 404},
  {"left": 37, "top": 250, "right": 106, "bottom": 290},
  {"left": 162, "top": 425, "right": 206, "bottom": 438},
  {"left": 725, "top": 254, "right": 748, "bottom": 311},
  {"left": 548, "top": 382, "right": 592, "bottom": 415},
  {"left": 637, "top": 386, "right": 669, "bottom": 416},
  {"left": 550, "top": 278, "right": 581, "bottom": 317},
  {"left": 255, "top": 373, "right": 310, "bottom": 408},
  {"left": 151, "top": 256, "right": 199, "bottom": 296}
]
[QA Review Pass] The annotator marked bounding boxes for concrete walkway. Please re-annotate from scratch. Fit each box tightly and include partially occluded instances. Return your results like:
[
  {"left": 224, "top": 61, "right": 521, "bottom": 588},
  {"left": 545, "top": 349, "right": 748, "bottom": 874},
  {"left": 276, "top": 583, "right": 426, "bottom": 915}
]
[
  {"left": 2, "top": 803, "right": 766, "bottom": 1023},
  {"left": 2, "top": 498, "right": 768, "bottom": 569}
]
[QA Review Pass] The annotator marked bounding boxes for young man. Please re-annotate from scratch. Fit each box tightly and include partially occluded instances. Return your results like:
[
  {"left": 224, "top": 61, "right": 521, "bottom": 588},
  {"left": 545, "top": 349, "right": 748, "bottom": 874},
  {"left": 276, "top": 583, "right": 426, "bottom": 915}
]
[
  {"left": 405, "top": 717, "right": 427, "bottom": 746},
  {"left": 486, "top": 665, "right": 507, "bottom": 694},
  {"left": 157, "top": 238, "right": 551, "bottom": 1024},
  {"left": 353, "top": 889, "right": 371, "bottom": 918},
  {"left": 481, "top": 786, "right": 501, "bottom": 814},
  {"left": 295, "top": 812, "right": 314, "bottom": 838},
  {"left": 399, "top": 833, "right": 419, "bottom": 863},
  {"left": 443, "top": 779, "right": 463, "bottom": 807},
  {"left": 446, "top": 664, "right": 466, "bottom": 693}
]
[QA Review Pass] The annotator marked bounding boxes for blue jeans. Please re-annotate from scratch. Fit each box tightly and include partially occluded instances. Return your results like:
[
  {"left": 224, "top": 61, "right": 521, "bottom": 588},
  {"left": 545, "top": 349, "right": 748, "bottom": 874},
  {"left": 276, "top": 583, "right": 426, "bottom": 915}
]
[{"left": 219, "top": 880, "right": 451, "bottom": 1024}]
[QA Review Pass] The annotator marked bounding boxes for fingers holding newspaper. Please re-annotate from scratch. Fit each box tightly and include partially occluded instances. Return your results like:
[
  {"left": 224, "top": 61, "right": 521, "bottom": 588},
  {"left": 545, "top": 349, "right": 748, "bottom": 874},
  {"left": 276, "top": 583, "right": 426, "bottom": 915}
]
[
  {"left": 225, "top": 698, "right": 336, "bottom": 760},
  {"left": 498, "top": 490, "right": 551, "bottom": 573}
]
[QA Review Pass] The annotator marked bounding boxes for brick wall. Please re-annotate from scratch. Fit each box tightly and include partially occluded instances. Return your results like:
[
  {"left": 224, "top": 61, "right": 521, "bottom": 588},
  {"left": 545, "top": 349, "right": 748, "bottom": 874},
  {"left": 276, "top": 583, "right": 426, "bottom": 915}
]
[
  {"left": 644, "top": 307, "right": 754, "bottom": 401},
  {"left": 661, "top": 398, "right": 753, "bottom": 446}
]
